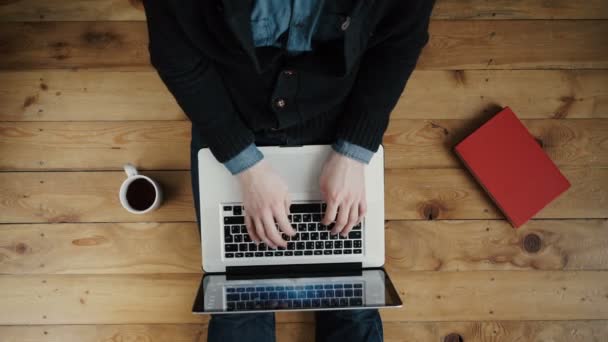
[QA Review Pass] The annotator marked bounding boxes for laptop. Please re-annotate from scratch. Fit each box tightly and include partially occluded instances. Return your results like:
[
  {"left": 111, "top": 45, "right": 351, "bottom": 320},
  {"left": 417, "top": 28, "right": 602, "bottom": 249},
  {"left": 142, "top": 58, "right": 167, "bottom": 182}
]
[{"left": 192, "top": 145, "right": 402, "bottom": 314}]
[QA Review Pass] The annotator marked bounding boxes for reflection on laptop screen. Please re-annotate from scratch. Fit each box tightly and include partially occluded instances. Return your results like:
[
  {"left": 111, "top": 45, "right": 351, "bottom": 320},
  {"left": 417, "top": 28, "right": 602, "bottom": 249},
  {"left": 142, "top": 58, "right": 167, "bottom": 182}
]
[
  {"left": 224, "top": 281, "right": 365, "bottom": 311},
  {"left": 195, "top": 270, "right": 402, "bottom": 314}
]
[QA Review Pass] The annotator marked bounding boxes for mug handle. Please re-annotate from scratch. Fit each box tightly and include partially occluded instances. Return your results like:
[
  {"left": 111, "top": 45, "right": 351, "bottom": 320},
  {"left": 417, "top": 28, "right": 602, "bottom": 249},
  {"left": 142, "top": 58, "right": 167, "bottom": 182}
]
[{"left": 124, "top": 163, "right": 138, "bottom": 177}]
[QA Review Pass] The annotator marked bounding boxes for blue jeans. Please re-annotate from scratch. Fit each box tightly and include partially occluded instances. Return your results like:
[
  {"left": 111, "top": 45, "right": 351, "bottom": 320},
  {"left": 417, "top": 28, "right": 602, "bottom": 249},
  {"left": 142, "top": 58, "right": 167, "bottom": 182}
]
[
  {"left": 190, "top": 121, "right": 383, "bottom": 342},
  {"left": 208, "top": 310, "right": 383, "bottom": 342}
]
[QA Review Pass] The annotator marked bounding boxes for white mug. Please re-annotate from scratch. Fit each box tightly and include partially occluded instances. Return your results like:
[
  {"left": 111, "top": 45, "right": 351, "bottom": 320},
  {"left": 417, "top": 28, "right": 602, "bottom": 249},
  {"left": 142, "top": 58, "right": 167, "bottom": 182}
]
[{"left": 119, "top": 163, "right": 163, "bottom": 214}]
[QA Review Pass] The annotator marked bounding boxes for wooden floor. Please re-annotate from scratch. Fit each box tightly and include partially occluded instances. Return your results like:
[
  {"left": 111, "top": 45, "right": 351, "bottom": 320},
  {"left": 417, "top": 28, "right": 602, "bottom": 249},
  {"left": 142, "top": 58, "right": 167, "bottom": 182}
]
[{"left": 1, "top": 1, "right": 607, "bottom": 341}]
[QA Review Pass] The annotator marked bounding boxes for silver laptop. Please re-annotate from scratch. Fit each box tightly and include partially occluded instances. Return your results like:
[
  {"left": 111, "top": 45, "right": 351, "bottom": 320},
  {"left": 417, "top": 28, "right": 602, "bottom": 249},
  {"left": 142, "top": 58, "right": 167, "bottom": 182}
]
[{"left": 192, "top": 145, "right": 402, "bottom": 314}]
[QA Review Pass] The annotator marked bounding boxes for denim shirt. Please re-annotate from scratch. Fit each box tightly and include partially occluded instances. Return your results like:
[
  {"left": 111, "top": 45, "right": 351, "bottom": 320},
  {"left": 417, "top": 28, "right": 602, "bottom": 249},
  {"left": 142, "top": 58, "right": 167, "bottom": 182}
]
[{"left": 224, "top": 0, "right": 374, "bottom": 175}]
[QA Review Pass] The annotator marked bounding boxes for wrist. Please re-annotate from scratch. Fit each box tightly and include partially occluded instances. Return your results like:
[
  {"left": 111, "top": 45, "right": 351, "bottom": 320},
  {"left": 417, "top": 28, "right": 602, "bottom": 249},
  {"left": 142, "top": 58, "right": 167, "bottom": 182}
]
[
  {"left": 332, "top": 150, "right": 366, "bottom": 167},
  {"left": 237, "top": 159, "right": 266, "bottom": 182},
  {"left": 331, "top": 140, "right": 374, "bottom": 165}
]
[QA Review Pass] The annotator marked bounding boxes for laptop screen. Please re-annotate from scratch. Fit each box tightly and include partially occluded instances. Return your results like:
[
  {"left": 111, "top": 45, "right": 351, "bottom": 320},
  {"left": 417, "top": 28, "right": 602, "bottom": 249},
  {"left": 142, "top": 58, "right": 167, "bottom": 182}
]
[{"left": 193, "top": 269, "right": 401, "bottom": 314}]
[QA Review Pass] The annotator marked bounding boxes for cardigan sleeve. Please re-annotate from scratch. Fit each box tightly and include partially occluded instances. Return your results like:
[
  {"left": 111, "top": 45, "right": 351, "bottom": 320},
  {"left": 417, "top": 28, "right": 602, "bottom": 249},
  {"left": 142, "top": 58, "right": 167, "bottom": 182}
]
[{"left": 335, "top": 0, "right": 435, "bottom": 152}]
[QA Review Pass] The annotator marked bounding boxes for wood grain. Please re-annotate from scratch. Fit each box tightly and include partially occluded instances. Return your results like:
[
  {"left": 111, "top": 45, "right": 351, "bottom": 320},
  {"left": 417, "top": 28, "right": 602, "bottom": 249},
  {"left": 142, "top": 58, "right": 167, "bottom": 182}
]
[
  {"left": 0, "top": 222, "right": 201, "bottom": 274},
  {"left": 1, "top": 321, "right": 608, "bottom": 342},
  {"left": 2, "top": 0, "right": 607, "bottom": 21},
  {"left": 384, "top": 167, "right": 608, "bottom": 220},
  {"left": 396, "top": 69, "right": 608, "bottom": 120},
  {"left": 432, "top": 0, "right": 608, "bottom": 20},
  {"left": 0, "top": 271, "right": 606, "bottom": 324},
  {"left": 1, "top": 119, "right": 606, "bottom": 171},
  {"left": 0, "top": 171, "right": 195, "bottom": 224},
  {"left": 1, "top": 168, "right": 605, "bottom": 223},
  {"left": 418, "top": 20, "right": 608, "bottom": 70},
  {"left": 0, "top": 0, "right": 145, "bottom": 22},
  {"left": 0, "top": 22, "right": 149, "bottom": 70},
  {"left": 383, "top": 118, "right": 608, "bottom": 169},
  {"left": 2, "top": 70, "right": 606, "bottom": 122},
  {"left": 1, "top": 220, "right": 607, "bottom": 275},
  {"left": 0, "top": 121, "right": 191, "bottom": 171},
  {"left": 0, "top": 71, "right": 180, "bottom": 121},
  {"left": 1, "top": 21, "right": 607, "bottom": 70},
  {"left": 385, "top": 219, "right": 608, "bottom": 272}
]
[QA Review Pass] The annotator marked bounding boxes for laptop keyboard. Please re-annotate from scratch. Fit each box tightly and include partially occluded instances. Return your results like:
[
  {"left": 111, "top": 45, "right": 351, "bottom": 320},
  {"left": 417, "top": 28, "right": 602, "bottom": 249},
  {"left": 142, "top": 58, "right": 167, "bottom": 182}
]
[
  {"left": 224, "top": 282, "right": 364, "bottom": 311},
  {"left": 222, "top": 203, "right": 363, "bottom": 259}
]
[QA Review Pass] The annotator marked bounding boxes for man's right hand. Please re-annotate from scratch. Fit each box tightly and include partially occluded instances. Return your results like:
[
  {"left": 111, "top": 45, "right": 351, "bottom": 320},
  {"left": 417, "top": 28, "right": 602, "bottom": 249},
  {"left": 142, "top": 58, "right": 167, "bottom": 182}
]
[{"left": 237, "top": 159, "right": 295, "bottom": 248}]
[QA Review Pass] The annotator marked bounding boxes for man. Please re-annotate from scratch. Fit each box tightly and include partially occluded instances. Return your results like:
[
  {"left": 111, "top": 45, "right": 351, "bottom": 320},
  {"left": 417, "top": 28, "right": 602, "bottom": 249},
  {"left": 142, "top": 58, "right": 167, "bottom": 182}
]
[{"left": 143, "top": 0, "right": 434, "bottom": 341}]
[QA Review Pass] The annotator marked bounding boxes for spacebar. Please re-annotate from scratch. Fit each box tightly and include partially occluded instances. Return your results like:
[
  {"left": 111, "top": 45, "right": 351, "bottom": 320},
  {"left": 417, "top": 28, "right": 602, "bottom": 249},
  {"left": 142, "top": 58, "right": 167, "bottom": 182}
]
[{"left": 290, "top": 203, "right": 322, "bottom": 213}]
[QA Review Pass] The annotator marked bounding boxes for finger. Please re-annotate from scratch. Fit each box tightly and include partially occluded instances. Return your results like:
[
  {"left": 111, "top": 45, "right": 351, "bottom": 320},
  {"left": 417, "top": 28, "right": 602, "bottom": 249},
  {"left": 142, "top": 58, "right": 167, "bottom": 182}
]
[
  {"left": 262, "top": 211, "right": 287, "bottom": 248},
  {"left": 322, "top": 200, "right": 339, "bottom": 225},
  {"left": 341, "top": 202, "right": 359, "bottom": 236},
  {"left": 358, "top": 199, "right": 367, "bottom": 224},
  {"left": 274, "top": 205, "right": 296, "bottom": 236},
  {"left": 254, "top": 216, "right": 274, "bottom": 248},
  {"left": 331, "top": 201, "right": 351, "bottom": 235},
  {"left": 285, "top": 195, "right": 292, "bottom": 216},
  {"left": 245, "top": 214, "right": 260, "bottom": 243}
]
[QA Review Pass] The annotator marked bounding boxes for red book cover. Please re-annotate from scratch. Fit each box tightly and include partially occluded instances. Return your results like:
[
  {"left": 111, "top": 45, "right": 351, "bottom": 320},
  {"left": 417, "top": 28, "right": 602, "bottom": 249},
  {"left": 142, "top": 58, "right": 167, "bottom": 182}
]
[{"left": 454, "top": 107, "right": 571, "bottom": 228}]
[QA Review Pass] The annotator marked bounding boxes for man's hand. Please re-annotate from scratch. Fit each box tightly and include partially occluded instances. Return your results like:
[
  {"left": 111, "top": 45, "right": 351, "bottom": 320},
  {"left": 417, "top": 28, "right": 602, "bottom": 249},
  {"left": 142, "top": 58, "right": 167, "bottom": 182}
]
[
  {"left": 320, "top": 151, "right": 366, "bottom": 236},
  {"left": 238, "top": 159, "right": 295, "bottom": 248}
]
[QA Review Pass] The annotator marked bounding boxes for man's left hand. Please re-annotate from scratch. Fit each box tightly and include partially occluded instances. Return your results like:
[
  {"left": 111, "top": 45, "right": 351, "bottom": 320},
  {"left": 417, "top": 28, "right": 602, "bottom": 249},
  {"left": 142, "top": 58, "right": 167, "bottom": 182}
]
[{"left": 320, "top": 150, "right": 366, "bottom": 236}]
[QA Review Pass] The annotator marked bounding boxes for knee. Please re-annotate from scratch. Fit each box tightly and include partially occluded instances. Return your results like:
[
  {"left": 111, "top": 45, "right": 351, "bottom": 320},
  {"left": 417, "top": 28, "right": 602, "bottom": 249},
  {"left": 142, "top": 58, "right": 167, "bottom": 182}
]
[
  {"left": 211, "top": 312, "right": 274, "bottom": 325},
  {"left": 343, "top": 309, "right": 380, "bottom": 321},
  {"left": 317, "top": 309, "right": 380, "bottom": 323}
]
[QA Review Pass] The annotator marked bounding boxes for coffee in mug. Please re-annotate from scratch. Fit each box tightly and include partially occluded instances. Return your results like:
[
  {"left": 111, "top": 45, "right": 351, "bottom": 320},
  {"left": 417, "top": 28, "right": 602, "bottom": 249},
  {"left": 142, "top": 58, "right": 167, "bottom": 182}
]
[{"left": 119, "top": 164, "right": 163, "bottom": 214}]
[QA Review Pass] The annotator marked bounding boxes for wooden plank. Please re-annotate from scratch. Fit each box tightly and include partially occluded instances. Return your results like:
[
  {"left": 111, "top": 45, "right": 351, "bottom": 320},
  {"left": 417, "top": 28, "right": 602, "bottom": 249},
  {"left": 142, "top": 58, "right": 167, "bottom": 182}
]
[
  {"left": 0, "top": 0, "right": 145, "bottom": 22},
  {"left": 0, "top": 121, "right": 191, "bottom": 171},
  {"left": 0, "top": 222, "right": 201, "bottom": 274},
  {"left": 1, "top": 21, "right": 607, "bottom": 70},
  {"left": 1, "top": 321, "right": 608, "bottom": 342},
  {"left": 383, "top": 320, "right": 608, "bottom": 341},
  {"left": 1, "top": 119, "right": 606, "bottom": 171},
  {"left": 0, "top": 70, "right": 181, "bottom": 122},
  {"left": 433, "top": 0, "right": 608, "bottom": 20},
  {"left": 0, "top": 22, "right": 149, "bottom": 70},
  {"left": 396, "top": 69, "right": 608, "bottom": 120},
  {"left": 1, "top": 168, "right": 606, "bottom": 223},
  {"left": 0, "top": 271, "right": 606, "bottom": 324},
  {"left": 418, "top": 20, "right": 608, "bottom": 70},
  {"left": 0, "top": 171, "right": 195, "bottom": 224},
  {"left": 1, "top": 220, "right": 607, "bottom": 275},
  {"left": 2, "top": 69, "right": 606, "bottom": 122},
  {"left": 385, "top": 220, "right": 608, "bottom": 272},
  {"left": 385, "top": 119, "right": 608, "bottom": 169},
  {"left": 2, "top": 0, "right": 607, "bottom": 21},
  {"left": 385, "top": 167, "right": 608, "bottom": 220}
]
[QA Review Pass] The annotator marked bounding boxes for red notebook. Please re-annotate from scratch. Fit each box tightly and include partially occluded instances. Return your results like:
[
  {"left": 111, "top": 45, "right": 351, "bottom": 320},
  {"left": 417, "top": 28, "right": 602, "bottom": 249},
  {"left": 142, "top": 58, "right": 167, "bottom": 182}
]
[{"left": 454, "top": 107, "right": 570, "bottom": 228}]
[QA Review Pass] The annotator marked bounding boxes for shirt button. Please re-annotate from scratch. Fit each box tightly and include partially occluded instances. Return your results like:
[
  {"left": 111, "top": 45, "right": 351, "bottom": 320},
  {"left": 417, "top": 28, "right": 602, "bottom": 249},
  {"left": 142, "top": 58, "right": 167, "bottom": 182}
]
[
  {"left": 341, "top": 16, "right": 351, "bottom": 31},
  {"left": 274, "top": 98, "right": 287, "bottom": 109}
]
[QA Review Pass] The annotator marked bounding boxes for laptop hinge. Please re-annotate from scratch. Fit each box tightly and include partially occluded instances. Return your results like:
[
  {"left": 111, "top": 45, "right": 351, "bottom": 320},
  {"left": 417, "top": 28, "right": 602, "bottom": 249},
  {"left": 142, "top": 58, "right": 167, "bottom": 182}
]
[{"left": 225, "top": 262, "right": 362, "bottom": 280}]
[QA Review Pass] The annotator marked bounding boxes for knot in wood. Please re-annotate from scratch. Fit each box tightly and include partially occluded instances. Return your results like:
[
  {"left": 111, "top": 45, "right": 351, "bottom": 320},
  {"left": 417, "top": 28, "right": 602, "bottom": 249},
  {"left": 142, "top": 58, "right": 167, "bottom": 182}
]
[
  {"left": 444, "top": 333, "right": 464, "bottom": 342},
  {"left": 420, "top": 202, "right": 441, "bottom": 220},
  {"left": 523, "top": 233, "right": 542, "bottom": 253},
  {"left": 15, "top": 242, "right": 28, "bottom": 254}
]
